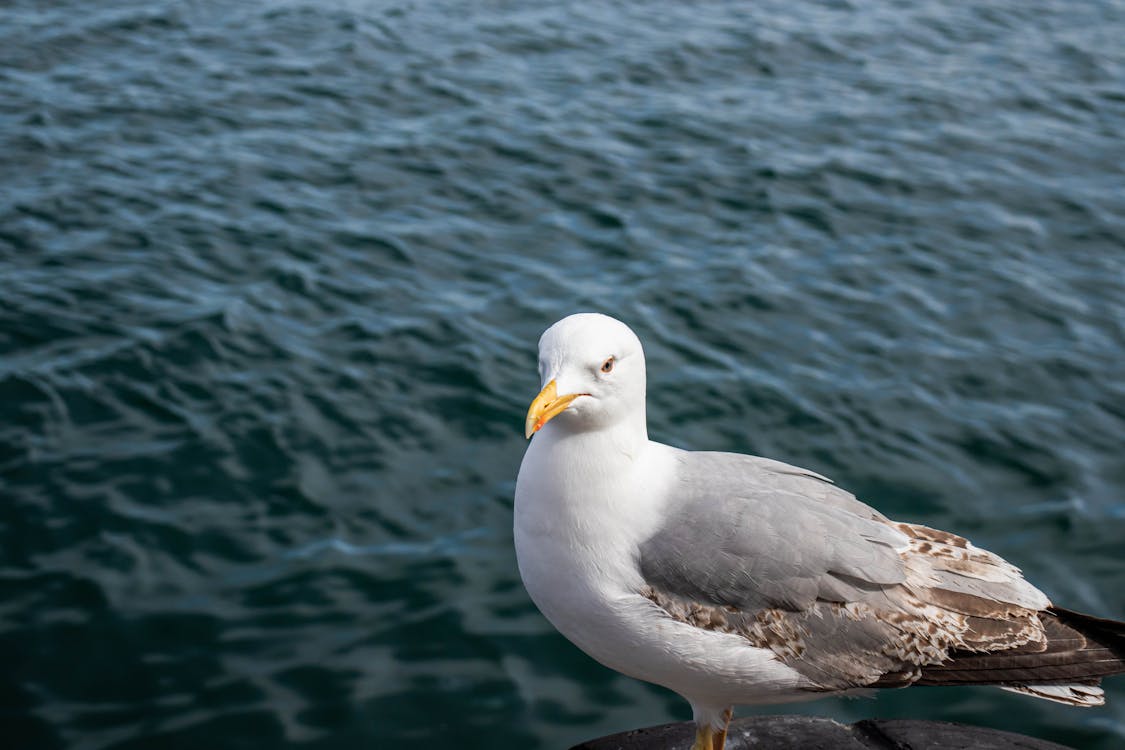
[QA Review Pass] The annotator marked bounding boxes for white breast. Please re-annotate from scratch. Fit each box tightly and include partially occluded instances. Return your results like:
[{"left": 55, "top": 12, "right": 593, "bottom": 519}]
[
  {"left": 514, "top": 432, "right": 809, "bottom": 706},
  {"left": 514, "top": 427, "right": 656, "bottom": 662}
]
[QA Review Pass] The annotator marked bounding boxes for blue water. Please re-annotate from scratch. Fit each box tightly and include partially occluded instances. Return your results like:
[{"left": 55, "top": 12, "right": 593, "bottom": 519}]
[{"left": 2, "top": 0, "right": 1123, "bottom": 748}]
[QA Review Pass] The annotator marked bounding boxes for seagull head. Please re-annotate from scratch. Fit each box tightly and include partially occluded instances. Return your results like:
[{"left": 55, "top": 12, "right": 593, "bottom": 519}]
[{"left": 524, "top": 313, "right": 647, "bottom": 439}]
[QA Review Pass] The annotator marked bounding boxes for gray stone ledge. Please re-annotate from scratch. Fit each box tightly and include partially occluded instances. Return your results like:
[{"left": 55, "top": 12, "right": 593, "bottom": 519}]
[{"left": 571, "top": 715, "right": 1074, "bottom": 750}]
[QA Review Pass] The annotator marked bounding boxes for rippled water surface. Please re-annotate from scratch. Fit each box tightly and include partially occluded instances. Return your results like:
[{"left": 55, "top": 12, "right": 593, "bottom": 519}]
[{"left": 3, "top": 0, "right": 1124, "bottom": 748}]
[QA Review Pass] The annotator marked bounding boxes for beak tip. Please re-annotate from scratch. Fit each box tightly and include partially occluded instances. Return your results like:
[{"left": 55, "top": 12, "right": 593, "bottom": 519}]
[{"left": 524, "top": 379, "right": 577, "bottom": 441}]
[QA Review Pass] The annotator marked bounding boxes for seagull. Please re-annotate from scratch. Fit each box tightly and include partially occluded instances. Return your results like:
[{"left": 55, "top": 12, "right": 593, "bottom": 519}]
[{"left": 513, "top": 313, "right": 1125, "bottom": 750}]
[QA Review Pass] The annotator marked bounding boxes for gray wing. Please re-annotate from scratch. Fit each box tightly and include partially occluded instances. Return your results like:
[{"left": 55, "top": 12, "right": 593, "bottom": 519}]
[
  {"left": 639, "top": 450, "right": 907, "bottom": 612},
  {"left": 636, "top": 450, "right": 1082, "bottom": 694}
]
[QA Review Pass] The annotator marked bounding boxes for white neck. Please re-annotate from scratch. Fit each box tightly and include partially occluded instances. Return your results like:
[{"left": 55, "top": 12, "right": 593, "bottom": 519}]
[
  {"left": 514, "top": 415, "right": 667, "bottom": 550},
  {"left": 524, "top": 415, "right": 644, "bottom": 490}
]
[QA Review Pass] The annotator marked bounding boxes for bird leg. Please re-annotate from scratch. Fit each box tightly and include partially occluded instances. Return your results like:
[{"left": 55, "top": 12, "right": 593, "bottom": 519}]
[
  {"left": 689, "top": 725, "right": 714, "bottom": 750},
  {"left": 690, "top": 707, "right": 733, "bottom": 750},
  {"left": 712, "top": 707, "right": 733, "bottom": 750}
]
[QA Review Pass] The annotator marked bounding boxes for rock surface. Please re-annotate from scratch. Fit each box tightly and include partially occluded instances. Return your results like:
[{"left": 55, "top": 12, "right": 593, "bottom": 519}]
[{"left": 571, "top": 716, "right": 1074, "bottom": 750}]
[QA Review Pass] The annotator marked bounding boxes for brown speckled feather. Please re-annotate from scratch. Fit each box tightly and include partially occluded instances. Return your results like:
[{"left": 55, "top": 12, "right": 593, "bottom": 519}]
[
  {"left": 637, "top": 452, "right": 1125, "bottom": 705},
  {"left": 913, "top": 607, "right": 1125, "bottom": 686}
]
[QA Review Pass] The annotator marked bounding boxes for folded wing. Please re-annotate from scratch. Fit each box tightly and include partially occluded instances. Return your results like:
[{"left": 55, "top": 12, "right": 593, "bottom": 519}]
[{"left": 637, "top": 451, "right": 1125, "bottom": 705}]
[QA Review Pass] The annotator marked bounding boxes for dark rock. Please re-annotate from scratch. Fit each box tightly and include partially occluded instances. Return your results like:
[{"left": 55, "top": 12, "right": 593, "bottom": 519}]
[{"left": 570, "top": 716, "right": 1074, "bottom": 750}]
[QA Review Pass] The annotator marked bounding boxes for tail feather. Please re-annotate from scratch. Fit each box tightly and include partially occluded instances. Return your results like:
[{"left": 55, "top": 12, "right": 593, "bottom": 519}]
[
  {"left": 1051, "top": 606, "right": 1125, "bottom": 641},
  {"left": 915, "top": 607, "right": 1125, "bottom": 697},
  {"left": 1001, "top": 683, "right": 1104, "bottom": 707}
]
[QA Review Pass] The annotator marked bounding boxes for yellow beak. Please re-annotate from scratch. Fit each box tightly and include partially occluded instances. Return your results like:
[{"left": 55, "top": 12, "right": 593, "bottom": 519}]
[{"left": 524, "top": 379, "right": 584, "bottom": 439}]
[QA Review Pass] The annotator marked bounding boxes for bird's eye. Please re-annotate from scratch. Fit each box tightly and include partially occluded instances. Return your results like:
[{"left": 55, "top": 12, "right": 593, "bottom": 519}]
[{"left": 600, "top": 357, "right": 615, "bottom": 374}]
